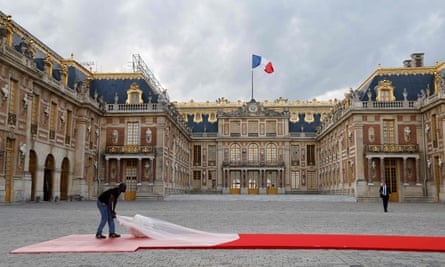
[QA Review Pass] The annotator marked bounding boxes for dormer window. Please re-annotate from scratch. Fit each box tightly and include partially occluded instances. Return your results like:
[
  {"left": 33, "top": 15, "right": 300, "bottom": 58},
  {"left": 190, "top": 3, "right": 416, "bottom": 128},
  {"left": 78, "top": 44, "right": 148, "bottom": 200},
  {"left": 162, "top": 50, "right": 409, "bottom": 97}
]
[
  {"left": 375, "top": 79, "right": 396, "bottom": 102},
  {"left": 126, "top": 82, "right": 143, "bottom": 104}
]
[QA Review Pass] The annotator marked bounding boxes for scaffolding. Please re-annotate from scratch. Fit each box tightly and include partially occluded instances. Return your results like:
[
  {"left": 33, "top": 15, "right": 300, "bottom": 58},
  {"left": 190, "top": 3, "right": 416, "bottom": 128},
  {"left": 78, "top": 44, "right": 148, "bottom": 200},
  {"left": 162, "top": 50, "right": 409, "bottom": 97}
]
[{"left": 132, "top": 54, "right": 164, "bottom": 95}]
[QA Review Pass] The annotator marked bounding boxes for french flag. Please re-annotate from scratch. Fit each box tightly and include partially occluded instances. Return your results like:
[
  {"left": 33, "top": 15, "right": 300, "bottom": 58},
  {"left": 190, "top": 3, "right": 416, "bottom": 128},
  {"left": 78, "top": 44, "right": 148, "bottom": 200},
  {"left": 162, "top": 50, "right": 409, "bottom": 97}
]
[{"left": 252, "top": 54, "right": 274, "bottom": 74}]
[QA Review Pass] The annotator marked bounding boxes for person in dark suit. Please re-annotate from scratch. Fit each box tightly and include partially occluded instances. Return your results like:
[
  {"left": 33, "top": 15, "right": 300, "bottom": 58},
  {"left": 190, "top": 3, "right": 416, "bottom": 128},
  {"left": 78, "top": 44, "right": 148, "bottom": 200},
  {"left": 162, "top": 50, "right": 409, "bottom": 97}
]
[{"left": 379, "top": 182, "right": 391, "bottom": 212}]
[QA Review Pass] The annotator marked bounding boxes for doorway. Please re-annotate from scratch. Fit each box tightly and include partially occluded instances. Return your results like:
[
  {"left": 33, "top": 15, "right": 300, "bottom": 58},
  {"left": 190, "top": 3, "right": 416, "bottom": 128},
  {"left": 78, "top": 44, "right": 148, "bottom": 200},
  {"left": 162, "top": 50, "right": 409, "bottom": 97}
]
[
  {"left": 384, "top": 159, "right": 398, "bottom": 201},
  {"left": 60, "top": 158, "right": 69, "bottom": 200}
]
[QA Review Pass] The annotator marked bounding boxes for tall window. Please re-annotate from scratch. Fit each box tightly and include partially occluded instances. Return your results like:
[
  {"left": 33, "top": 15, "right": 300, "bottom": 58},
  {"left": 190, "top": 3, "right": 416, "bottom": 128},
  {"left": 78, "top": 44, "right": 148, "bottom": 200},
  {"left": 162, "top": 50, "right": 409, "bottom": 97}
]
[
  {"left": 31, "top": 94, "right": 39, "bottom": 135},
  {"left": 49, "top": 102, "right": 57, "bottom": 140},
  {"left": 193, "top": 145, "right": 201, "bottom": 166},
  {"left": 127, "top": 122, "right": 139, "bottom": 145},
  {"left": 432, "top": 114, "right": 438, "bottom": 148},
  {"left": 65, "top": 110, "right": 72, "bottom": 144},
  {"left": 207, "top": 145, "right": 216, "bottom": 166},
  {"left": 230, "top": 144, "right": 241, "bottom": 162},
  {"left": 307, "top": 144, "right": 315, "bottom": 166},
  {"left": 291, "top": 145, "right": 299, "bottom": 166},
  {"left": 248, "top": 144, "right": 259, "bottom": 162},
  {"left": 8, "top": 79, "right": 18, "bottom": 126},
  {"left": 383, "top": 120, "right": 395, "bottom": 144},
  {"left": 265, "top": 143, "right": 277, "bottom": 162}
]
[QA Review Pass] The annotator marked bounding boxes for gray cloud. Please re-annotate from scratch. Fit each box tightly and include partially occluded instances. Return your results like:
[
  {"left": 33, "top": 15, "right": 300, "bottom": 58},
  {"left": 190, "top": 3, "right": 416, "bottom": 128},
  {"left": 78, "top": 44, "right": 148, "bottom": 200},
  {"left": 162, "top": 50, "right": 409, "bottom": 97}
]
[{"left": 2, "top": 0, "right": 445, "bottom": 102}]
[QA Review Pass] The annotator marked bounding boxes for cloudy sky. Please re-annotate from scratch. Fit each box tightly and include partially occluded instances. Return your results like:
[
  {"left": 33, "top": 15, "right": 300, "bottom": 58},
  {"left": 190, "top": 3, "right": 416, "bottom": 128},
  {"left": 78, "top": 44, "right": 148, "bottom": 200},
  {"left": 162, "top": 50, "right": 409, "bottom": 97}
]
[{"left": 2, "top": 0, "right": 445, "bottom": 103}]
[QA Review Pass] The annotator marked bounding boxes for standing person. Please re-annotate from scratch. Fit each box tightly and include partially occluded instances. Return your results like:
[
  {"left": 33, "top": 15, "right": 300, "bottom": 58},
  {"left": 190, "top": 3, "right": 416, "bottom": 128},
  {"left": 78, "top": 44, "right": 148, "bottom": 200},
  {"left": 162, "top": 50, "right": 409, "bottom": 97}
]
[
  {"left": 379, "top": 182, "right": 391, "bottom": 212},
  {"left": 96, "top": 183, "right": 126, "bottom": 239}
]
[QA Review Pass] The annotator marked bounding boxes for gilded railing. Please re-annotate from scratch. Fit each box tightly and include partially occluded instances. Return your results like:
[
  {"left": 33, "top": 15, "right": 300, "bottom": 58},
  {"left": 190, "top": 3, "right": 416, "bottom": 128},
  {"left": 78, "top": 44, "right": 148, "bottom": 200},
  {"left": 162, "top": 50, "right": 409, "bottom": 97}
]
[
  {"left": 106, "top": 145, "right": 154, "bottom": 154},
  {"left": 366, "top": 144, "right": 418, "bottom": 153},
  {"left": 222, "top": 160, "right": 285, "bottom": 167}
]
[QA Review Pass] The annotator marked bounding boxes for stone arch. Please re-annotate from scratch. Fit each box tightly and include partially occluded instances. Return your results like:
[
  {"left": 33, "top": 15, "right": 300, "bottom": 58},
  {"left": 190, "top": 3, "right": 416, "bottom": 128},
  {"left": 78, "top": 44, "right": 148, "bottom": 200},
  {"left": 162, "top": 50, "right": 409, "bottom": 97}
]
[
  {"left": 43, "top": 154, "right": 55, "bottom": 201},
  {"left": 60, "top": 157, "right": 69, "bottom": 200}
]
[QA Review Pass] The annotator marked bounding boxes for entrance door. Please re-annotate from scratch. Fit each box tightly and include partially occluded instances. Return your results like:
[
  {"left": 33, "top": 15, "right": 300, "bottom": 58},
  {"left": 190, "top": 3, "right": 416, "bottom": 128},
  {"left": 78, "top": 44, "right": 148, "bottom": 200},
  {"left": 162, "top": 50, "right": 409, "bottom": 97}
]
[
  {"left": 247, "top": 171, "right": 259, "bottom": 194},
  {"left": 4, "top": 138, "right": 15, "bottom": 202},
  {"left": 266, "top": 170, "right": 277, "bottom": 194},
  {"left": 230, "top": 171, "right": 241, "bottom": 194},
  {"left": 434, "top": 157, "right": 441, "bottom": 201},
  {"left": 125, "top": 160, "right": 137, "bottom": 200},
  {"left": 60, "top": 158, "right": 69, "bottom": 200},
  {"left": 29, "top": 151, "right": 37, "bottom": 201},
  {"left": 384, "top": 159, "right": 398, "bottom": 201}
]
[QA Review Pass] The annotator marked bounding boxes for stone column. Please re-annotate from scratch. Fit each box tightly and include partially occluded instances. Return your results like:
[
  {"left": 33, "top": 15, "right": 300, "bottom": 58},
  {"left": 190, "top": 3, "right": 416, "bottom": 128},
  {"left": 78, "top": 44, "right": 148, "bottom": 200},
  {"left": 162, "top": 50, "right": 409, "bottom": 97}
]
[
  {"left": 105, "top": 159, "right": 109, "bottom": 184},
  {"left": 380, "top": 157, "right": 385, "bottom": 183},
  {"left": 416, "top": 158, "right": 421, "bottom": 185},
  {"left": 403, "top": 157, "right": 408, "bottom": 185},
  {"left": 138, "top": 158, "right": 142, "bottom": 184},
  {"left": 367, "top": 157, "right": 373, "bottom": 184}
]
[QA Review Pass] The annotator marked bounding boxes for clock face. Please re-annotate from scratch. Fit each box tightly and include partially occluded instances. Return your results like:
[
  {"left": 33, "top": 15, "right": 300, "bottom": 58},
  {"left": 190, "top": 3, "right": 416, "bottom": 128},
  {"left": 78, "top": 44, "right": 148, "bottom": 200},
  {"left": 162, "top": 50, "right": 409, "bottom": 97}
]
[{"left": 248, "top": 104, "right": 258, "bottom": 112}]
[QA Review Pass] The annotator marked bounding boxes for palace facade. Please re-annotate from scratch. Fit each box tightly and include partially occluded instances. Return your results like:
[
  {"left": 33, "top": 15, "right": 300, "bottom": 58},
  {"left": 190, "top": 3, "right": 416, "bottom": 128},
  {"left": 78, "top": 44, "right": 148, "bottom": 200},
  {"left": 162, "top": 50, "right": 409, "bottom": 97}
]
[{"left": 1, "top": 12, "right": 445, "bottom": 203}]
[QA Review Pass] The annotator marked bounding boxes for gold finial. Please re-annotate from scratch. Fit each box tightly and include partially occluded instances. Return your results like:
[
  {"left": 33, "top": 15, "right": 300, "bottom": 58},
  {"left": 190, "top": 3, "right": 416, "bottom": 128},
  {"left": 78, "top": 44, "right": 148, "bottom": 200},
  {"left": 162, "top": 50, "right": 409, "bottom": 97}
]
[
  {"left": 377, "top": 63, "right": 381, "bottom": 68},
  {"left": 71, "top": 53, "right": 74, "bottom": 59}
]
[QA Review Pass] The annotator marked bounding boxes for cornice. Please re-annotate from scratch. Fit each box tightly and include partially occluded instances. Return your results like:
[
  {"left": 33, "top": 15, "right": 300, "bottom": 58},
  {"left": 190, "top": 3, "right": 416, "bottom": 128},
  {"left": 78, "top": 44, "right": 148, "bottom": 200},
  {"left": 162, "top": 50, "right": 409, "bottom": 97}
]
[{"left": 91, "top": 72, "right": 145, "bottom": 80}]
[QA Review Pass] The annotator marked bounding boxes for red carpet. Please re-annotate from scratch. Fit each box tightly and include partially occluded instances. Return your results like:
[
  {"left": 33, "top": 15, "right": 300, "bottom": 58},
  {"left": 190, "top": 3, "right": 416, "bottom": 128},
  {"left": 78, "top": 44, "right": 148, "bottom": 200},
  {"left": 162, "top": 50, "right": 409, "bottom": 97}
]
[{"left": 10, "top": 233, "right": 445, "bottom": 254}]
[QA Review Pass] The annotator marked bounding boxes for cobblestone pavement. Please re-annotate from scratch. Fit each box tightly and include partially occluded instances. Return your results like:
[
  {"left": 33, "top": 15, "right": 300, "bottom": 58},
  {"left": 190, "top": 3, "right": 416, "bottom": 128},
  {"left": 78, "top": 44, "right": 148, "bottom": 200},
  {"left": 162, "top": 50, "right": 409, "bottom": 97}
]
[{"left": 2, "top": 195, "right": 445, "bottom": 267}]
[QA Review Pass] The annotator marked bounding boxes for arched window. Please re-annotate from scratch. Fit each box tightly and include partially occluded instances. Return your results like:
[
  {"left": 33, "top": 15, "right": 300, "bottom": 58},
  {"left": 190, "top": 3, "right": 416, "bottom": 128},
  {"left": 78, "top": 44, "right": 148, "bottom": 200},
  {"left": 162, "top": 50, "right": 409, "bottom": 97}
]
[
  {"left": 248, "top": 144, "right": 259, "bottom": 162},
  {"left": 230, "top": 144, "right": 241, "bottom": 162},
  {"left": 265, "top": 143, "right": 277, "bottom": 162}
]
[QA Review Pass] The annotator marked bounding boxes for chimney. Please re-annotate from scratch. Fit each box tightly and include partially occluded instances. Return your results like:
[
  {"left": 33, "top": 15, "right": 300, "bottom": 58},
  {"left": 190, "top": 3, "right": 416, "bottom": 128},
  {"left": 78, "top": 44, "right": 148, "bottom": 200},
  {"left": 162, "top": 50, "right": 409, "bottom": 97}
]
[
  {"left": 403, "top": 60, "right": 412, "bottom": 67},
  {"left": 411, "top": 53, "right": 424, "bottom": 67}
]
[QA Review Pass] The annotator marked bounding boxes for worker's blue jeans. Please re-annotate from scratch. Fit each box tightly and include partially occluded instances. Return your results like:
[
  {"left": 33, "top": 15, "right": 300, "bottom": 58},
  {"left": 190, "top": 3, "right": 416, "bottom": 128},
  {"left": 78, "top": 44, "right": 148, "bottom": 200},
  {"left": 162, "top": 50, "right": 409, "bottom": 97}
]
[{"left": 96, "top": 200, "right": 115, "bottom": 235}]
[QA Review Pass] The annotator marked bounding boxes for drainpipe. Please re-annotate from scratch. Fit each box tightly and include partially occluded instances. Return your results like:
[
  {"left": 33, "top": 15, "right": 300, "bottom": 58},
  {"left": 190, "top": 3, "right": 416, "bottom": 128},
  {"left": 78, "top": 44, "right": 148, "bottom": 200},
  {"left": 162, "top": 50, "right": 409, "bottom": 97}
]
[{"left": 422, "top": 113, "right": 429, "bottom": 197}]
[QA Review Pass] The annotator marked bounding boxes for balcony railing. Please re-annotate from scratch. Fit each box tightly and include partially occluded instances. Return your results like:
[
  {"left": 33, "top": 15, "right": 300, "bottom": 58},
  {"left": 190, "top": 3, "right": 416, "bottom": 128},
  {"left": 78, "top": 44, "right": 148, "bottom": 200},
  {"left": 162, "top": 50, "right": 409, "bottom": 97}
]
[
  {"left": 106, "top": 145, "right": 155, "bottom": 154},
  {"left": 222, "top": 160, "right": 285, "bottom": 167},
  {"left": 105, "top": 103, "right": 161, "bottom": 113},
  {"left": 366, "top": 144, "right": 418, "bottom": 153}
]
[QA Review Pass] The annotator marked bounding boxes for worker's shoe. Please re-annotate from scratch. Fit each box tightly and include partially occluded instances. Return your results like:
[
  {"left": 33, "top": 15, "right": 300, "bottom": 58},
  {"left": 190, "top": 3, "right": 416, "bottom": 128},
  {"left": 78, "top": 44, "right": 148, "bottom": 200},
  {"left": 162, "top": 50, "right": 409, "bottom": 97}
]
[
  {"left": 109, "top": 233, "right": 121, "bottom": 238},
  {"left": 96, "top": 233, "right": 106, "bottom": 239}
]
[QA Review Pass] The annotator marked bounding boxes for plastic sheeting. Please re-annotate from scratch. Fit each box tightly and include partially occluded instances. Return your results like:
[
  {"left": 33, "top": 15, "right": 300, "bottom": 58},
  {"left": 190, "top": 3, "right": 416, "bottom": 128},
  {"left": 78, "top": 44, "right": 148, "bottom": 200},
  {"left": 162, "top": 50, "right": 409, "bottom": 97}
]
[{"left": 117, "top": 214, "right": 239, "bottom": 246}]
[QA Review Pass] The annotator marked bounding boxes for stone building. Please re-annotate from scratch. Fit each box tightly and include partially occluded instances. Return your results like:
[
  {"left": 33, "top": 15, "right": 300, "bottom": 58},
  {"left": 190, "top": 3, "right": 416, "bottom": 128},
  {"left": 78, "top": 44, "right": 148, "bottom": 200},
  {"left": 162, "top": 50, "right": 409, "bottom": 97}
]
[{"left": 1, "top": 12, "right": 444, "bottom": 203}]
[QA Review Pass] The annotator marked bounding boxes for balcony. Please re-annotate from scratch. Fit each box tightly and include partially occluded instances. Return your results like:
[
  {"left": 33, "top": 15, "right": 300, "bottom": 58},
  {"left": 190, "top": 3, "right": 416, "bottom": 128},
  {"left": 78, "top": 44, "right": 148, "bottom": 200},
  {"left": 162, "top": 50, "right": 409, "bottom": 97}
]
[
  {"left": 106, "top": 145, "right": 155, "bottom": 154},
  {"left": 105, "top": 103, "right": 160, "bottom": 113},
  {"left": 366, "top": 144, "right": 418, "bottom": 153},
  {"left": 222, "top": 160, "right": 285, "bottom": 168}
]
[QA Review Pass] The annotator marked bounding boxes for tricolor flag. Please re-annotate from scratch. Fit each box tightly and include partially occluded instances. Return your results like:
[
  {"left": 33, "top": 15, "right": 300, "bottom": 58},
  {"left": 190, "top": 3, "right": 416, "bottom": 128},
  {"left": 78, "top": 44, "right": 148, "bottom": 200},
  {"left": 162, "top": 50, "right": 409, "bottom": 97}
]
[{"left": 252, "top": 54, "right": 274, "bottom": 74}]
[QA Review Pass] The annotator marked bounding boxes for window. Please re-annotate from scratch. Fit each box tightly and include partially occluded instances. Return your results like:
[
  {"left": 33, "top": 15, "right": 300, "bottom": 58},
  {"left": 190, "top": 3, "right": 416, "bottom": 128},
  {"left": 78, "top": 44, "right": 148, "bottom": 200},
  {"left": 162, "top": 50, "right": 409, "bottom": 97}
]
[
  {"left": 383, "top": 120, "right": 395, "bottom": 144},
  {"left": 193, "top": 145, "right": 201, "bottom": 166},
  {"left": 266, "top": 143, "right": 277, "bottom": 162},
  {"left": 290, "top": 171, "right": 300, "bottom": 189},
  {"left": 65, "top": 110, "right": 72, "bottom": 144},
  {"left": 248, "top": 120, "right": 258, "bottom": 137},
  {"left": 49, "top": 103, "right": 57, "bottom": 140},
  {"left": 230, "top": 144, "right": 241, "bottom": 162},
  {"left": 125, "top": 82, "right": 143, "bottom": 104},
  {"left": 432, "top": 114, "right": 438, "bottom": 148},
  {"left": 8, "top": 79, "right": 18, "bottom": 126},
  {"left": 207, "top": 145, "right": 216, "bottom": 166},
  {"left": 127, "top": 122, "right": 139, "bottom": 145},
  {"left": 248, "top": 144, "right": 259, "bottom": 162},
  {"left": 291, "top": 145, "right": 299, "bottom": 166},
  {"left": 307, "top": 144, "right": 315, "bottom": 166},
  {"left": 266, "top": 120, "right": 276, "bottom": 136},
  {"left": 230, "top": 120, "right": 240, "bottom": 137},
  {"left": 31, "top": 94, "right": 39, "bottom": 135}
]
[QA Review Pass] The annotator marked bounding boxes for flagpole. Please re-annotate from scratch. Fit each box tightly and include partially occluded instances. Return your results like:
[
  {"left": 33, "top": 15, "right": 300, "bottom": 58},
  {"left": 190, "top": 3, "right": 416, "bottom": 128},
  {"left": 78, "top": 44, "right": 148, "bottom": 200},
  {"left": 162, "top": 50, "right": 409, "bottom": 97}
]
[{"left": 251, "top": 69, "right": 254, "bottom": 100}]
